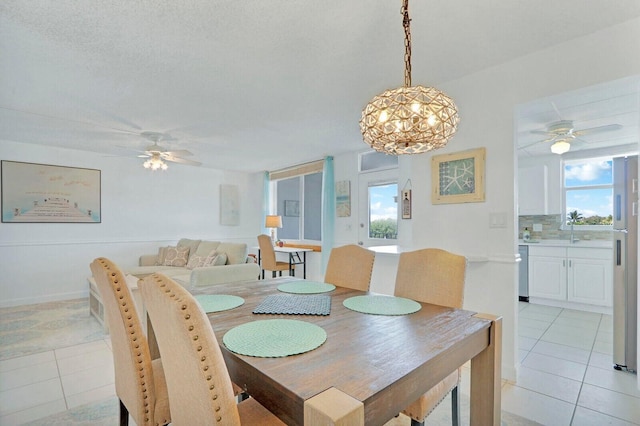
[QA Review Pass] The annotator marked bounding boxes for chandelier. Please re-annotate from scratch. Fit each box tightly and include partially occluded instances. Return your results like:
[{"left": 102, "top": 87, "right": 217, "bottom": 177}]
[
  {"left": 143, "top": 153, "right": 168, "bottom": 171},
  {"left": 360, "top": 0, "right": 459, "bottom": 155}
]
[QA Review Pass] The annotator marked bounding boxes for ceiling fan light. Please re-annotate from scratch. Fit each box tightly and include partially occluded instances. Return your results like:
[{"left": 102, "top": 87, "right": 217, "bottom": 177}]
[{"left": 550, "top": 140, "right": 571, "bottom": 155}]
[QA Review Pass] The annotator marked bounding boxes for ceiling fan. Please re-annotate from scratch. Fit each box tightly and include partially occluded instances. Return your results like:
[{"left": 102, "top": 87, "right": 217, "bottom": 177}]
[
  {"left": 522, "top": 119, "right": 623, "bottom": 154},
  {"left": 125, "top": 131, "right": 202, "bottom": 170}
]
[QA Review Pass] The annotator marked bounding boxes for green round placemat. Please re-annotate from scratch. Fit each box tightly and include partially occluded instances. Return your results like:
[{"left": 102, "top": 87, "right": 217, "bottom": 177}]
[
  {"left": 195, "top": 295, "right": 244, "bottom": 313},
  {"left": 223, "top": 319, "right": 327, "bottom": 357},
  {"left": 343, "top": 295, "right": 421, "bottom": 316},
  {"left": 277, "top": 281, "right": 336, "bottom": 294}
]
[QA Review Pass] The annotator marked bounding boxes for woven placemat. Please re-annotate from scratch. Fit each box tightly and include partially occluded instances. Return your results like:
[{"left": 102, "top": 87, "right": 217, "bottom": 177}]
[
  {"left": 253, "top": 294, "right": 331, "bottom": 316},
  {"left": 194, "top": 295, "right": 244, "bottom": 313},
  {"left": 343, "top": 295, "right": 421, "bottom": 316},
  {"left": 223, "top": 319, "right": 327, "bottom": 357},
  {"left": 277, "top": 280, "right": 336, "bottom": 294}
]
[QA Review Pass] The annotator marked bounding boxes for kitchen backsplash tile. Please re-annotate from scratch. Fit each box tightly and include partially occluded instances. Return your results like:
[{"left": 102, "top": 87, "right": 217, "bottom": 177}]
[{"left": 518, "top": 214, "right": 612, "bottom": 241}]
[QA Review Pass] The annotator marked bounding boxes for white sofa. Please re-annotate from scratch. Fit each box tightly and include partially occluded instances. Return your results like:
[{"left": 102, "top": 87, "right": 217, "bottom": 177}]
[{"left": 126, "top": 238, "right": 260, "bottom": 288}]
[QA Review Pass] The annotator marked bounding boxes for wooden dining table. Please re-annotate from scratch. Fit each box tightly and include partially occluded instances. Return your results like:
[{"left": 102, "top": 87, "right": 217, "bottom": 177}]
[{"left": 151, "top": 276, "right": 502, "bottom": 425}]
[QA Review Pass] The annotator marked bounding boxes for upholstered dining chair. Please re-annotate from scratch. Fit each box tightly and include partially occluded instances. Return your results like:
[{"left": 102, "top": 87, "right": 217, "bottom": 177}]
[
  {"left": 393, "top": 248, "right": 467, "bottom": 426},
  {"left": 89, "top": 258, "right": 171, "bottom": 426},
  {"left": 139, "top": 273, "right": 285, "bottom": 425},
  {"left": 257, "top": 234, "right": 293, "bottom": 278},
  {"left": 324, "top": 244, "right": 375, "bottom": 291}
]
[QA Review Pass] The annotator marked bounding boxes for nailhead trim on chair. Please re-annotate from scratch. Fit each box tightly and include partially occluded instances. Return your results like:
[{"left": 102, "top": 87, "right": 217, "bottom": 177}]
[
  {"left": 150, "top": 274, "right": 225, "bottom": 423},
  {"left": 97, "top": 258, "right": 159, "bottom": 425}
]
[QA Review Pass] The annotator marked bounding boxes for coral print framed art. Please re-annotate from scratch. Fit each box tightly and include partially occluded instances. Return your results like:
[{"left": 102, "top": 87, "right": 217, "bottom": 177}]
[
  {"left": 1, "top": 160, "right": 101, "bottom": 223},
  {"left": 431, "top": 148, "right": 485, "bottom": 205}
]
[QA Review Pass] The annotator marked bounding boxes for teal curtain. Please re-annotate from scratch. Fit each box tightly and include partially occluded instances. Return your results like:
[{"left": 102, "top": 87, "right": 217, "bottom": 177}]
[
  {"left": 321, "top": 156, "right": 335, "bottom": 274},
  {"left": 262, "top": 171, "right": 270, "bottom": 235}
]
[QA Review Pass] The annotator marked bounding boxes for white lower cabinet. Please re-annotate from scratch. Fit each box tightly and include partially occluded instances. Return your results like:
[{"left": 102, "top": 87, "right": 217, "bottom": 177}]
[{"left": 529, "top": 246, "right": 613, "bottom": 307}]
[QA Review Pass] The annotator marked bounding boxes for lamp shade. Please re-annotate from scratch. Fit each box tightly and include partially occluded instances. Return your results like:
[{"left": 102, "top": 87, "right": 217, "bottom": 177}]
[
  {"left": 550, "top": 140, "right": 571, "bottom": 155},
  {"left": 265, "top": 215, "right": 282, "bottom": 228}
]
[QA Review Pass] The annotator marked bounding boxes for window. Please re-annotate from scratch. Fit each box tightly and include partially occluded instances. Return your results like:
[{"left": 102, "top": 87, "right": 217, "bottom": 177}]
[
  {"left": 368, "top": 182, "right": 398, "bottom": 239},
  {"left": 563, "top": 157, "right": 613, "bottom": 229},
  {"left": 271, "top": 162, "right": 323, "bottom": 241}
]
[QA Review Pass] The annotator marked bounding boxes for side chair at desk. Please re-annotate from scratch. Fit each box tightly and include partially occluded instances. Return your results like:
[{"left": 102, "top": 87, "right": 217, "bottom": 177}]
[{"left": 255, "top": 243, "right": 313, "bottom": 279}]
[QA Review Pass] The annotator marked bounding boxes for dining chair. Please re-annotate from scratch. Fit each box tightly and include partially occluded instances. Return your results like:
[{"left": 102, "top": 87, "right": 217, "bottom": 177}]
[
  {"left": 393, "top": 248, "right": 467, "bottom": 426},
  {"left": 324, "top": 244, "right": 375, "bottom": 291},
  {"left": 257, "top": 234, "right": 293, "bottom": 278},
  {"left": 89, "top": 258, "right": 171, "bottom": 426},
  {"left": 138, "top": 273, "right": 285, "bottom": 425}
]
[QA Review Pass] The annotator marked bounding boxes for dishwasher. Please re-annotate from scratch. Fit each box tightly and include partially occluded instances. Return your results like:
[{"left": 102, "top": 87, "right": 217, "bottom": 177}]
[{"left": 518, "top": 244, "right": 529, "bottom": 302}]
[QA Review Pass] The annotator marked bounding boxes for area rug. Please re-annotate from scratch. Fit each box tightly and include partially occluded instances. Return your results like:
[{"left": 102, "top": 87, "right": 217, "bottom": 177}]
[{"left": 0, "top": 298, "right": 105, "bottom": 361}]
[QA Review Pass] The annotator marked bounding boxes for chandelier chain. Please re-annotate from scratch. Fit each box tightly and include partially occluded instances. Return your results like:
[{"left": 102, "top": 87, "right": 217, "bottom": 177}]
[{"left": 402, "top": 0, "right": 412, "bottom": 87}]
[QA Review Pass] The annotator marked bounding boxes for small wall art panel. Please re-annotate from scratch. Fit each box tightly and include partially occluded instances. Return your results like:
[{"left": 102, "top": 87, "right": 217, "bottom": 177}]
[
  {"left": 431, "top": 148, "right": 486, "bottom": 204},
  {"left": 1, "top": 160, "right": 101, "bottom": 223}
]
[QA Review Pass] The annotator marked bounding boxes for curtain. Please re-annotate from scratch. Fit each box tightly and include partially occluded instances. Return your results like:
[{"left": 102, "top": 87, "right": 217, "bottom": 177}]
[{"left": 321, "top": 156, "right": 335, "bottom": 274}]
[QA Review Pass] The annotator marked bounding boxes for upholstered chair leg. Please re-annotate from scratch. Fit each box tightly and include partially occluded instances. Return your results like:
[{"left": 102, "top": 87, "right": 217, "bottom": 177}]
[
  {"left": 451, "top": 386, "right": 460, "bottom": 426},
  {"left": 410, "top": 419, "right": 424, "bottom": 426},
  {"left": 119, "top": 399, "right": 129, "bottom": 426},
  {"left": 261, "top": 270, "right": 265, "bottom": 279}
]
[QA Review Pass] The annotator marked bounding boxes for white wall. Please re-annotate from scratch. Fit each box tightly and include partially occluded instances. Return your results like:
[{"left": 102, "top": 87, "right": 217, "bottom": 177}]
[
  {"left": 332, "top": 17, "right": 640, "bottom": 382},
  {"left": 0, "top": 140, "right": 263, "bottom": 307}
]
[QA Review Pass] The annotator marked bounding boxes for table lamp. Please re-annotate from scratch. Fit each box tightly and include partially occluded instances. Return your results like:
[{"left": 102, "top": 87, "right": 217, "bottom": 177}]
[{"left": 265, "top": 215, "right": 282, "bottom": 244}]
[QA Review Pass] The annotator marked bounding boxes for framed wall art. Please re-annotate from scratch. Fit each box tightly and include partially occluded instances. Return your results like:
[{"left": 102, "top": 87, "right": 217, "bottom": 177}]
[
  {"left": 220, "top": 184, "right": 240, "bottom": 225},
  {"left": 431, "top": 147, "right": 485, "bottom": 205},
  {"left": 1, "top": 160, "right": 101, "bottom": 223}
]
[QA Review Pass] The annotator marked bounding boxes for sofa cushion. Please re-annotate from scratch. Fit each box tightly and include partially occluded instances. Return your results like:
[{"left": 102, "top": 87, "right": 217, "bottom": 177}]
[
  {"left": 216, "top": 242, "right": 248, "bottom": 265},
  {"left": 127, "top": 265, "right": 190, "bottom": 279},
  {"left": 155, "top": 246, "right": 169, "bottom": 266},
  {"left": 194, "top": 240, "right": 221, "bottom": 257},
  {"left": 177, "top": 238, "right": 202, "bottom": 262},
  {"left": 163, "top": 246, "right": 190, "bottom": 267}
]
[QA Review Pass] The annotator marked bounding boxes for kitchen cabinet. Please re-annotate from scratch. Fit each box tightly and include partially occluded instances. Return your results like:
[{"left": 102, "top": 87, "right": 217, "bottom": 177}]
[
  {"left": 518, "top": 165, "right": 548, "bottom": 215},
  {"left": 518, "top": 159, "right": 562, "bottom": 215},
  {"left": 529, "top": 247, "right": 566, "bottom": 300},
  {"left": 528, "top": 245, "right": 613, "bottom": 307}
]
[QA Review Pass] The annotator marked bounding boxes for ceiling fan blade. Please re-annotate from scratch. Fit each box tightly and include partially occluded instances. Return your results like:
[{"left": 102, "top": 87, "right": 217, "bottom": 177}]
[
  {"left": 573, "top": 123, "right": 622, "bottom": 136},
  {"left": 162, "top": 149, "right": 193, "bottom": 157},
  {"left": 530, "top": 129, "right": 552, "bottom": 135},
  {"left": 162, "top": 155, "right": 202, "bottom": 166}
]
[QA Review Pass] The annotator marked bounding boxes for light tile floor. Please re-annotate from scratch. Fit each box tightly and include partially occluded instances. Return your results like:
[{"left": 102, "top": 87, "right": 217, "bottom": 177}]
[{"left": 0, "top": 300, "right": 638, "bottom": 425}]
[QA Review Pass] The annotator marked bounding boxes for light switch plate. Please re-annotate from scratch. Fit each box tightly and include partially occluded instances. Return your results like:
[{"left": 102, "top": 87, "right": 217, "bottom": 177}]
[{"left": 489, "top": 212, "right": 507, "bottom": 228}]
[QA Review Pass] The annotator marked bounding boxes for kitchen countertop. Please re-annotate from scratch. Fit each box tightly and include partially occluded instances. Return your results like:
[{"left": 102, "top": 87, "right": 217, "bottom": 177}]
[{"left": 519, "top": 239, "right": 613, "bottom": 248}]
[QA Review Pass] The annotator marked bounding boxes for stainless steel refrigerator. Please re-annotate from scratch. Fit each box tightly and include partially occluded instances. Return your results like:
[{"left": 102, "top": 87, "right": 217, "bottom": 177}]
[{"left": 613, "top": 155, "right": 638, "bottom": 373}]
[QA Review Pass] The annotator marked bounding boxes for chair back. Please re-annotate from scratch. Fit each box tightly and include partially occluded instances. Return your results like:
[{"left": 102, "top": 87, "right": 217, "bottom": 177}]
[
  {"left": 90, "top": 258, "right": 167, "bottom": 426},
  {"left": 139, "top": 273, "right": 241, "bottom": 425},
  {"left": 257, "top": 234, "right": 278, "bottom": 269},
  {"left": 324, "top": 245, "right": 375, "bottom": 291},
  {"left": 394, "top": 248, "right": 466, "bottom": 308}
]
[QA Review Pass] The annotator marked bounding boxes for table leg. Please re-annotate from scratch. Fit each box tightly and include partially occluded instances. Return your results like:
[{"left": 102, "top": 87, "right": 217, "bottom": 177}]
[
  {"left": 470, "top": 313, "right": 502, "bottom": 426},
  {"left": 304, "top": 387, "right": 363, "bottom": 425}
]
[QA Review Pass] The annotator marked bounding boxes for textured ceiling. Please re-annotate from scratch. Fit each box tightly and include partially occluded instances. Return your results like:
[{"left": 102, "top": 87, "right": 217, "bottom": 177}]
[{"left": 1, "top": 1, "right": 640, "bottom": 171}]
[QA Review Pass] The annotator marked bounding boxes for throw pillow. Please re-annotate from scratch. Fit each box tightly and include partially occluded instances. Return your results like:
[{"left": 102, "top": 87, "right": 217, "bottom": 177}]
[
  {"left": 155, "top": 246, "right": 169, "bottom": 266},
  {"left": 162, "top": 246, "right": 190, "bottom": 267},
  {"left": 203, "top": 252, "right": 227, "bottom": 267},
  {"left": 186, "top": 249, "right": 215, "bottom": 270}
]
